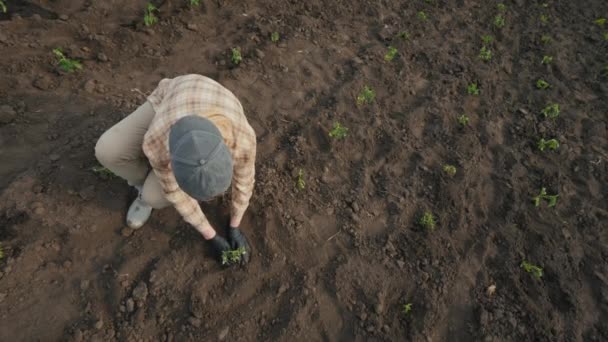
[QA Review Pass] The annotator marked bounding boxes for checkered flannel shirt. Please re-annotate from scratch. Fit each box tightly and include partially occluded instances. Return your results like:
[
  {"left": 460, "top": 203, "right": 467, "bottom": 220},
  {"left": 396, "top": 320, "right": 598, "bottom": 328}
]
[{"left": 143, "top": 75, "right": 256, "bottom": 238}]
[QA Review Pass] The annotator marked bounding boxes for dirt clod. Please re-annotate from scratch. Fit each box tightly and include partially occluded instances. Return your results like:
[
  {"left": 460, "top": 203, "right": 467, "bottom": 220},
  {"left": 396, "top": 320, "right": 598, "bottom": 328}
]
[
  {"left": 132, "top": 282, "right": 148, "bottom": 302},
  {"left": 0, "top": 105, "right": 16, "bottom": 124}
]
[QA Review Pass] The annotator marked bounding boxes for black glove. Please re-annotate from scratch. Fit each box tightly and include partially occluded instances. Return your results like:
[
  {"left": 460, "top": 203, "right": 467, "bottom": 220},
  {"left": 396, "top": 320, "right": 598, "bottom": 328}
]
[
  {"left": 207, "top": 235, "right": 231, "bottom": 264},
  {"left": 226, "top": 226, "right": 251, "bottom": 266}
]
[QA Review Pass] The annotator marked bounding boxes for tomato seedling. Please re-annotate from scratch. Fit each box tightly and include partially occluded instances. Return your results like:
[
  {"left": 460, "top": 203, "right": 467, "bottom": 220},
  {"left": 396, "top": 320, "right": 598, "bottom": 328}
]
[
  {"left": 53, "top": 48, "right": 82, "bottom": 73},
  {"left": 417, "top": 11, "right": 428, "bottom": 21},
  {"left": 479, "top": 46, "right": 492, "bottom": 61},
  {"left": 457, "top": 114, "right": 470, "bottom": 127},
  {"left": 356, "top": 86, "right": 375, "bottom": 106},
  {"left": 402, "top": 303, "right": 413, "bottom": 315},
  {"left": 329, "top": 122, "right": 348, "bottom": 139},
  {"left": 296, "top": 169, "right": 305, "bottom": 190},
  {"left": 532, "top": 187, "right": 558, "bottom": 207},
  {"left": 442, "top": 164, "right": 457, "bottom": 177},
  {"left": 467, "top": 83, "right": 480, "bottom": 95},
  {"left": 521, "top": 261, "right": 543, "bottom": 279},
  {"left": 536, "top": 79, "right": 550, "bottom": 89},
  {"left": 419, "top": 211, "right": 436, "bottom": 230},
  {"left": 541, "top": 55, "right": 553, "bottom": 65},
  {"left": 144, "top": 3, "right": 159, "bottom": 26},
  {"left": 271, "top": 31, "right": 280, "bottom": 43},
  {"left": 221, "top": 247, "right": 247, "bottom": 266},
  {"left": 494, "top": 15, "right": 505, "bottom": 29},
  {"left": 231, "top": 47, "right": 242, "bottom": 65},
  {"left": 537, "top": 138, "right": 559, "bottom": 151},
  {"left": 384, "top": 46, "right": 398, "bottom": 62},
  {"left": 541, "top": 103, "right": 560, "bottom": 119}
]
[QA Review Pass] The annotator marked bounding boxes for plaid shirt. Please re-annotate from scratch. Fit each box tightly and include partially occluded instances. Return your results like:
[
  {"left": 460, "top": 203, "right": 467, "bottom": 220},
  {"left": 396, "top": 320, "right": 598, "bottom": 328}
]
[{"left": 143, "top": 75, "right": 256, "bottom": 238}]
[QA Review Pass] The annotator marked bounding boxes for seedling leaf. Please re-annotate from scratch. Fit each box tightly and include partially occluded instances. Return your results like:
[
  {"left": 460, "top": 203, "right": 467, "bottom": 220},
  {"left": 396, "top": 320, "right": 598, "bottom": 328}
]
[
  {"left": 384, "top": 46, "right": 398, "bottom": 62},
  {"left": 419, "top": 211, "right": 436, "bottom": 230},
  {"left": 402, "top": 303, "right": 413, "bottom": 315},
  {"left": 221, "top": 247, "right": 247, "bottom": 266},
  {"left": 231, "top": 47, "right": 242, "bottom": 65},
  {"left": 329, "top": 122, "right": 348, "bottom": 139},
  {"left": 296, "top": 169, "right": 305, "bottom": 190},
  {"left": 271, "top": 31, "right": 280, "bottom": 43},
  {"left": 356, "top": 86, "right": 375, "bottom": 106},
  {"left": 521, "top": 261, "right": 543, "bottom": 279},
  {"left": 443, "top": 164, "right": 457, "bottom": 177}
]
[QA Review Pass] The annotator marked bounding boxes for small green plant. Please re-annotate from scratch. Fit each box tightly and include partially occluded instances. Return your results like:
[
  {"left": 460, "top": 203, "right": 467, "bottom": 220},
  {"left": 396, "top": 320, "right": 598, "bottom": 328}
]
[
  {"left": 536, "top": 79, "right": 550, "bottom": 90},
  {"left": 296, "top": 168, "right": 305, "bottom": 190},
  {"left": 271, "top": 31, "right": 280, "bottom": 43},
  {"left": 384, "top": 46, "right": 398, "bottom": 62},
  {"left": 402, "top": 303, "right": 413, "bottom": 315},
  {"left": 540, "top": 14, "right": 549, "bottom": 25},
  {"left": 397, "top": 31, "right": 410, "bottom": 40},
  {"left": 541, "top": 55, "right": 553, "bottom": 65},
  {"left": 231, "top": 47, "right": 242, "bottom": 65},
  {"left": 494, "top": 15, "right": 505, "bottom": 29},
  {"left": 0, "top": 0, "right": 6, "bottom": 13},
  {"left": 356, "top": 86, "right": 375, "bottom": 106},
  {"left": 497, "top": 3, "right": 507, "bottom": 12},
  {"left": 537, "top": 138, "right": 559, "bottom": 151},
  {"left": 532, "top": 187, "right": 558, "bottom": 207},
  {"left": 521, "top": 261, "right": 543, "bottom": 279},
  {"left": 481, "top": 35, "right": 494, "bottom": 44},
  {"left": 442, "top": 164, "right": 457, "bottom": 177},
  {"left": 52, "top": 48, "right": 82, "bottom": 73},
  {"left": 329, "top": 122, "right": 348, "bottom": 139},
  {"left": 603, "top": 65, "right": 608, "bottom": 77},
  {"left": 221, "top": 247, "right": 247, "bottom": 266},
  {"left": 540, "top": 35, "right": 551, "bottom": 44},
  {"left": 417, "top": 11, "right": 428, "bottom": 21},
  {"left": 190, "top": 0, "right": 201, "bottom": 5},
  {"left": 541, "top": 103, "right": 560, "bottom": 119},
  {"left": 91, "top": 166, "right": 116, "bottom": 178},
  {"left": 457, "top": 114, "right": 470, "bottom": 127},
  {"left": 594, "top": 18, "right": 607, "bottom": 27},
  {"left": 467, "top": 83, "right": 480, "bottom": 95},
  {"left": 143, "top": 3, "right": 159, "bottom": 26},
  {"left": 0, "top": 243, "right": 4, "bottom": 261},
  {"left": 603, "top": 32, "right": 608, "bottom": 41},
  {"left": 419, "top": 211, "right": 436, "bottom": 230},
  {"left": 479, "top": 46, "right": 492, "bottom": 61}
]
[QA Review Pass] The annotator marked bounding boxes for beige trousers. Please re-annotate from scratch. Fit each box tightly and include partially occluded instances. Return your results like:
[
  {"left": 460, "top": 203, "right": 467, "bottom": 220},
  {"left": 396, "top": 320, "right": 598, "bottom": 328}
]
[{"left": 95, "top": 102, "right": 171, "bottom": 209}]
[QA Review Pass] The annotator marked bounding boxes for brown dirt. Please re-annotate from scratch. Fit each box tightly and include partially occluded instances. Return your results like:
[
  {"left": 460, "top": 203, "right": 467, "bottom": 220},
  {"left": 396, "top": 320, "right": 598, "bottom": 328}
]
[{"left": 1, "top": 0, "right": 607, "bottom": 341}]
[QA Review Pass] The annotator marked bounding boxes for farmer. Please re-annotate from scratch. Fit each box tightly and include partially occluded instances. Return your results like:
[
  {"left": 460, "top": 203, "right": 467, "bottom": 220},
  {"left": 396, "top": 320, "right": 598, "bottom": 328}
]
[{"left": 95, "top": 74, "right": 255, "bottom": 265}]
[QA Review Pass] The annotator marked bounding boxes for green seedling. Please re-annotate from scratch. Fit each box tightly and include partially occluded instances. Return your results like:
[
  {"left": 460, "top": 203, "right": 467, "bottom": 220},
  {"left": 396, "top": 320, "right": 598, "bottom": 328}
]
[
  {"left": 221, "top": 247, "right": 247, "bottom": 266},
  {"left": 537, "top": 138, "right": 559, "bottom": 151},
  {"left": 0, "top": 0, "right": 6, "bottom": 13},
  {"left": 541, "top": 103, "right": 560, "bottom": 119},
  {"left": 521, "top": 261, "right": 543, "bottom": 279},
  {"left": 536, "top": 79, "right": 550, "bottom": 89},
  {"left": 231, "top": 47, "right": 242, "bottom": 65},
  {"left": 594, "top": 18, "right": 606, "bottom": 27},
  {"left": 540, "top": 14, "right": 549, "bottom": 25},
  {"left": 494, "top": 15, "right": 505, "bottom": 29},
  {"left": 532, "top": 187, "right": 558, "bottom": 207},
  {"left": 329, "top": 122, "right": 348, "bottom": 139},
  {"left": 540, "top": 35, "right": 551, "bottom": 45},
  {"left": 497, "top": 3, "right": 507, "bottom": 12},
  {"left": 481, "top": 35, "right": 494, "bottom": 44},
  {"left": 457, "top": 114, "right": 470, "bottom": 127},
  {"left": 296, "top": 168, "right": 305, "bottom": 190},
  {"left": 479, "top": 46, "right": 492, "bottom": 61},
  {"left": 190, "top": 0, "right": 201, "bottom": 5},
  {"left": 417, "top": 11, "right": 428, "bottom": 21},
  {"left": 91, "top": 166, "right": 116, "bottom": 178},
  {"left": 356, "top": 86, "right": 375, "bottom": 106},
  {"left": 603, "top": 65, "right": 608, "bottom": 77},
  {"left": 0, "top": 243, "right": 4, "bottom": 261},
  {"left": 271, "top": 31, "right": 280, "bottom": 43},
  {"left": 603, "top": 32, "right": 608, "bottom": 41},
  {"left": 419, "top": 211, "right": 436, "bottom": 230},
  {"left": 541, "top": 2, "right": 549, "bottom": 8},
  {"left": 144, "top": 3, "right": 158, "bottom": 26},
  {"left": 402, "top": 303, "right": 413, "bottom": 315},
  {"left": 384, "top": 46, "right": 398, "bottom": 62},
  {"left": 53, "top": 48, "right": 82, "bottom": 73},
  {"left": 541, "top": 55, "right": 553, "bottom": 65},
  {"left": 443, "top": 164, "right": 457, "bottom": 177},
  {"left": 467, "top": 83, "right": 480, "bottom": 95},
  {"left": 397, "top": 31, "right": 410, "bottom": 40}
]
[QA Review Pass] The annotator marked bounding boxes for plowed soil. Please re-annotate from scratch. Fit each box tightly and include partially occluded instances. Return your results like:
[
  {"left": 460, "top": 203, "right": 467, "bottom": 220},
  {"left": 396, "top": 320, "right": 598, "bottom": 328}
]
[{"left": 1, "top": 0, "right": 607, "bottom": 341}]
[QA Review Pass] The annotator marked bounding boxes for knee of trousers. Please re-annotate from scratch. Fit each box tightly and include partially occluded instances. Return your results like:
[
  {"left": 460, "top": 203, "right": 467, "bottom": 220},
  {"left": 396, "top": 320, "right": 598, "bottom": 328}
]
[
  {"left": 94, "top": 131, "right": 119, "bottom": 168},
  {"left": 141, "top": 189, "right": 170, "bottom": 210}
]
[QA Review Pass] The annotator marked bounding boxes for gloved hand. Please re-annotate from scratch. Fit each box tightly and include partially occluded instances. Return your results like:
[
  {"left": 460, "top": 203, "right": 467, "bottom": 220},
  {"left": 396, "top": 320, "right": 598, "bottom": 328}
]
[
  {"left": 226, "top": 226, "right": 251, "bottom": 266},
  {"left": 207, "top": 235, "right": 231, "bottom": 264}
]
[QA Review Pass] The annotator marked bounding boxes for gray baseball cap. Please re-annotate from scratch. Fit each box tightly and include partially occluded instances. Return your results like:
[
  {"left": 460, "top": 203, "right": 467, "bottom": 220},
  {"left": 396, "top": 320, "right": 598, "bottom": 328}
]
[{"left": 169, "top": 116, "right": 233, "bottom": 201}]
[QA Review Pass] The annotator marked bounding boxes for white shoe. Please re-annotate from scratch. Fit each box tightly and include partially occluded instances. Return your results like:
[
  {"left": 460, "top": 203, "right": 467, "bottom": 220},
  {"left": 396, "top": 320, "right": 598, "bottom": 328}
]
[{"left": 126, "top": 194, "right": 152, "bottom": 229}]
